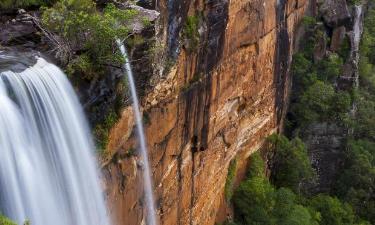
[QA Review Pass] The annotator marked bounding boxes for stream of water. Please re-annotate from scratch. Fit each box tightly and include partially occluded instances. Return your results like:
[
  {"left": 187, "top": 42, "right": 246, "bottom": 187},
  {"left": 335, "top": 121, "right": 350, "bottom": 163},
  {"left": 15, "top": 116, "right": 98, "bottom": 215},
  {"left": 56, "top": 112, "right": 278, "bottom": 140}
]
[{"left": 117, "top": 40, "right": 158, "bottom": 225}]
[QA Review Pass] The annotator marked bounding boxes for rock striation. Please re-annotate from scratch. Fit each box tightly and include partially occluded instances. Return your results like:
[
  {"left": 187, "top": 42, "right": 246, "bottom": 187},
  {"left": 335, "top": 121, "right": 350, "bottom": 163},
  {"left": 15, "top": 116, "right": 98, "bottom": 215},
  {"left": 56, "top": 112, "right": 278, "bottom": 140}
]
[{"left": 103, "top": 0, "right": 309, "bottom": 224}]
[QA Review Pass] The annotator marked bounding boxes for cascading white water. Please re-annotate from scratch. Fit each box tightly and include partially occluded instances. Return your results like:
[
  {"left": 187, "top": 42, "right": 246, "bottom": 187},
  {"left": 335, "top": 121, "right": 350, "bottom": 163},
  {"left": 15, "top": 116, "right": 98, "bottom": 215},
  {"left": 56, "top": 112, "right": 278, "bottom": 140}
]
[
  {"left": 0, "top": 56, "right": 111, "bottom": 225},
  {"left": 353, "top": 5, "right": 363, "bottom": 52},
  {"left": 116, "top": 40, "right": 158, "bottom": 225}
]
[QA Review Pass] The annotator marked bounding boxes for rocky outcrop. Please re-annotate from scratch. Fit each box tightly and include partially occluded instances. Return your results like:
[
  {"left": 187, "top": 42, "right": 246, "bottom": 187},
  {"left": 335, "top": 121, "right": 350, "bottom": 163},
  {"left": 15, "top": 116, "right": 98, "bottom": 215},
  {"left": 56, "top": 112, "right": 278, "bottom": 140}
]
[
  {"left": 103, "top": 0, "right": 309, "bottom": 224},
  {"left": 319, "top": 0, "right": 351, "bottom": 28}
]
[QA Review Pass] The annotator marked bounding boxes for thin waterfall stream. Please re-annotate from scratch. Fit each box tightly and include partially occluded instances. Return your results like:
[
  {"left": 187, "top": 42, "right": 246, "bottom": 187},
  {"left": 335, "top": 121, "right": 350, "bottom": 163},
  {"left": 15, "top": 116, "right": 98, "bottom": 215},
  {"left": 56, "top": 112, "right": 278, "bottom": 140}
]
[
  {"left": 0, "top": 54, "right": 111, "bottom": 225},
  {"left": 117, "top": 40, "right": 158, "bottom": 225}
]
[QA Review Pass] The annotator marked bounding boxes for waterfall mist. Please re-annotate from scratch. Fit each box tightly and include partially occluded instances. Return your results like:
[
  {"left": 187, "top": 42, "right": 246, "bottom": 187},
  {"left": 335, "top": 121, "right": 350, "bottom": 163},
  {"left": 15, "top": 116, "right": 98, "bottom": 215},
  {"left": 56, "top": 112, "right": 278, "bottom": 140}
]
[{"left": 0, "top": 56, "right": 111, "bottom": 225}]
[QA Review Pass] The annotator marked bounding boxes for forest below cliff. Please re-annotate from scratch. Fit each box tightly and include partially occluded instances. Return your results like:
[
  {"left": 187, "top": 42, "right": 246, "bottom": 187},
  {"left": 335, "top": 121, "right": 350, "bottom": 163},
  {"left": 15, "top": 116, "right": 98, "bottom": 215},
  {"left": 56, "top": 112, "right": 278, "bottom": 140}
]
[{"left": 223, "top": 2, "right": 375, "bottom": 225}]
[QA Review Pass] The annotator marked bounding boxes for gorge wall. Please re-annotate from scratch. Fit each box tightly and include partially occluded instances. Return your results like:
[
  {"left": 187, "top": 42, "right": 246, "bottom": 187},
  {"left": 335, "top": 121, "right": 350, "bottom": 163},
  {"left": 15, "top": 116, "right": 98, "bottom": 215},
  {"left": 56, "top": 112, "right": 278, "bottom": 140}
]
[{"left": 102, "top": 0, "right": 310, "bottom": 224}]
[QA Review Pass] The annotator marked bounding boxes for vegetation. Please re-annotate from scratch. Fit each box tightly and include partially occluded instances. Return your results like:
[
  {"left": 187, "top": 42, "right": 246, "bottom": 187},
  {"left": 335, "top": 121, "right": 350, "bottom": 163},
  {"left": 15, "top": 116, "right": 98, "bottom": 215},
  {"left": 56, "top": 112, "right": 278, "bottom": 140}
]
[
  {"left": 267, "top": 134, "right": 315, "bottom": 194},
  {"left": 224, "top": 158, "right": 237, "bottom": 202},
  {"left": 42, "top": 0, "right": 138, "bottom": 78},
  {"left": 93, "top": 109, "right": 119, "bottom": 154},
  {"left": 231, "top": 144, "right": 369, "bottom": 225},
  {"left": 0, "top": 215, "right": 16, "bottom": 225},
  {"left": 183, "top": 14, "right": 201, "bottom": 52},
  {"left": 308, "top": 194, "right": 358, "bottom": 225},
  {"left": 40, "top": 0, "right": 153, "bottom": 154},
  {"left": 232, "top": 153, "right": 320, "bottom": 225}
]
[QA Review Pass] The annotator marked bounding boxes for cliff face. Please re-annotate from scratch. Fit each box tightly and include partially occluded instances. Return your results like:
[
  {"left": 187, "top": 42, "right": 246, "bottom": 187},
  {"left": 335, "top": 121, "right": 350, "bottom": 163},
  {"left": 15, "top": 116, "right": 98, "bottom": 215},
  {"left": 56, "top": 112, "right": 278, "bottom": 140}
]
[{"left": 103, "top": 0, "right": 309, "bottom": 224}]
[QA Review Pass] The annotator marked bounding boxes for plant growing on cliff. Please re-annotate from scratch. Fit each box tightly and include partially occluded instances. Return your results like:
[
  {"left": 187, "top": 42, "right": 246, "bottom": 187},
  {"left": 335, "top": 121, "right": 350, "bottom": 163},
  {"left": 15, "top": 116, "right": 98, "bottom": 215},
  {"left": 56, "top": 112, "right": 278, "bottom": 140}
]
[
  {"left": 41, "top": 0, "right": 138, "bottom": 78},
  {"left": 93, "top": 109, "right": 119, "bottom": 155},
  {"left": 0, "top": 215, "right": 16, "bottom": 225},
  {"left": 183, "top": 14, "right": 201, "bottom": 52},
  {"left": 224, "top": 158, "right": 237, "bottom": 202}
]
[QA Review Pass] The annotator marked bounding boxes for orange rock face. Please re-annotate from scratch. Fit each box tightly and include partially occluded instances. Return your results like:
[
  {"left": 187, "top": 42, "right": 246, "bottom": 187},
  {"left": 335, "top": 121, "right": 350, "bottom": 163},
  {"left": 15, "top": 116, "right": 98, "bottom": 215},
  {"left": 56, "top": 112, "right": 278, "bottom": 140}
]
[{"left": 103, "top": 0, "right": 308, "bottom": 224}]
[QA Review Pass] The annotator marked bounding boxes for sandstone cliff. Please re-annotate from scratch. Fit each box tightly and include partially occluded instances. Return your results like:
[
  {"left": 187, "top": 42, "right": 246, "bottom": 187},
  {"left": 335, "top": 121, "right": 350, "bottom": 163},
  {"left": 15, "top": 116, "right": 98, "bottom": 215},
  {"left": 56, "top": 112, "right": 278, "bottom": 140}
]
[{"left": 102, "top": 0, "right": 309, "bottom": 224}]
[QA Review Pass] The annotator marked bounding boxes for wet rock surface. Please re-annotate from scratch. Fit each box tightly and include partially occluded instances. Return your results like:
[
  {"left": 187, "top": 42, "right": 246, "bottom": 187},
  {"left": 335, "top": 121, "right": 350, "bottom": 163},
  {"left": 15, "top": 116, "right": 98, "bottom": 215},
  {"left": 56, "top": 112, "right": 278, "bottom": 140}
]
[{"left": 0, "top": 49, "right": 39, "bottom": 73}]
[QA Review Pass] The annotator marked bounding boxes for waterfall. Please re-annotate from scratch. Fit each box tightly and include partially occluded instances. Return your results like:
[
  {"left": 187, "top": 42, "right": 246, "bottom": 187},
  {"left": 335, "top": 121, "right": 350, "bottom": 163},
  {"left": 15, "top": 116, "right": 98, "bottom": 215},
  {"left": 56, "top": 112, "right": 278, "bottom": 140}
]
[
  {"left": 116, "top": 40, "right": 158, "bottom": 225},
  {"left": 353, "top": 5, "right": 363, "bottom": 53},
  {"left": 0, "top": 55, "right": 111, "bottom": 225}
]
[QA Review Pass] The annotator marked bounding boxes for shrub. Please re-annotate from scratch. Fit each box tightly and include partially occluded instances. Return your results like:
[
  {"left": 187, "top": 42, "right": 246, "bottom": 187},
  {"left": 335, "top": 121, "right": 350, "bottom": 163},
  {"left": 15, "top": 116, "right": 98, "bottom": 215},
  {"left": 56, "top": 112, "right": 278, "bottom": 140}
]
[
  {"left": 42, "top": 0, "right": 138, "bottom": 78},
  {"left": 0, "top": 215, "right": 16, "bottom": 225},
  {"left": 94, "top": 109, "right": 119, "bottom": 154},
  {"left": 293, "top": 81, "right": 335, "bottom": 123},
  {"left": 224, "top": 158, "right": 237, "bottom": 202},
  {"left": 233, "top": 176, "right": 275, "bottom": 225},
  {"left": 338, "top": 35, "right": 351, "bottom": 60},
  {"left": 308, "top": 194, "right": 357, "bottom": 225},
  {"left": 335, "top": 140, "right": 375, "bottom": 223},
  {"left": 246, "top": 152, "right": 265, "bottom": 179},
  {"left": 232, "top": 153, "right": 318, "bottom": 225},
  {"left": 183, "top": 15, "right": 200, "bottom": 52},
  {"left": 302, "top": 16, "right": 317, "bottom": 28},
  {"left": 274, "top": 189, "right": 319, "bottom": 225},
  {"left": 267, "top": 134, "right": 315, "bottom": 193},
  {"left": 316, "top": 53, "right": 343, "bottom": 82}
]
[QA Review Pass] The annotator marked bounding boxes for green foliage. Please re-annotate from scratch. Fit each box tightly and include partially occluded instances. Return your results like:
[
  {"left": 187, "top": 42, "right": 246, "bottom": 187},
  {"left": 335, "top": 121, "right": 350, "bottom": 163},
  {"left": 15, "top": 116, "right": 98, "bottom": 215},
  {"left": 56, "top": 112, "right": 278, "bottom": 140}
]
[
  {"left": 302, "top": 16, "right": 317, "bottom": 29},
  {"left": 233, "top": 176, "right": 275, "bottom": 225},
  {"left": 335, "top": 14, "right": 375, "bottom": 224},
  {"left": 183, "top": 15, "right": 200, "bottom": 52},
  {"left": 289, "top": 22, "right": 350, "bottom": 127},
  {"left": 268, "top": 134, "right": 315, "bottom": 193},
  {"left": 338, "top": 35, "right": 351, "bottom": 60},
  {"left": 347, "top": 0, "right": 362, "bottom": 5},
  {"left": 232, "top": 147, "right": 367, "bottom": 225},
  {"left": 41, "top": 0, "right": 143, "bottom": 153},
  {"left": 291, "top": 51, "right": 349, "bottom": 125},
  {"left": 42, "top": 0, "right": 138, "bottom": 78},
  {"left": 0, "top": 215, "right": 16, "bottom": 225},
  {"left": 66, "top": 53, "right": 96, "bottom": 79},
  {"left": 272, "top": 188, "right": 320, "bottom": 225},
  {"left": 335, "top": 140, "right": 375, "bottom": 223},
  {"left": 232, "top": 152, "right": 274, "bottom": 224},
  {"left": 94, "top": 109, "right": 119, "bottom": 155},
  {"left": 351, "top": 91, "right": 375, "bottom": 140},
  {"left": 224, "top": 158, "right": 237, "bottom": 202},
  {"left": 246, "top": 151, "right": 265, "bottom": 179},
  {"left": 309, "top": 194, "right": 357, "bottom": 225},
  {"left": 143, "top": 111, "right": 151, "bottom": 126},
  {"left": 232, "top": 153, "right": 319, "bottom": 225},
  {"left": 316, "top": 53, "right": 344, "bottom": 82},
  {"left": 294, "top": 80, "right": 335, "bottom": 122}
]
